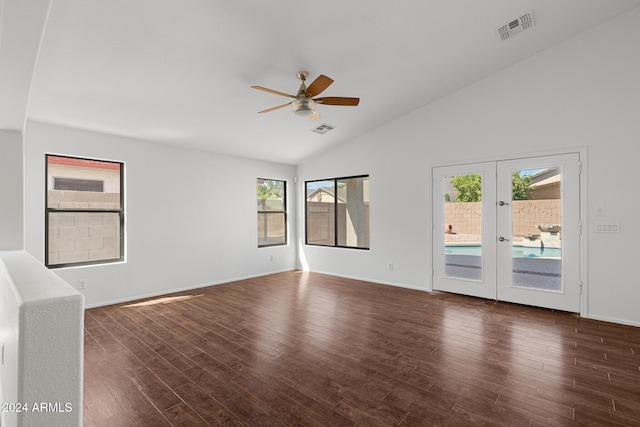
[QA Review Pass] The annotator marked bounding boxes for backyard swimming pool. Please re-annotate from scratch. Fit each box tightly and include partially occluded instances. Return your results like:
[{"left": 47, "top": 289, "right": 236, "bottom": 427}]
[{"left": 445, "top": 245, "right": 561, "bottom": 258}]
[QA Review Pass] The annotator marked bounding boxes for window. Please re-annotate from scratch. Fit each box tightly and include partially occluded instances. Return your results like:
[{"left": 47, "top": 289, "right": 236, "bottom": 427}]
[
  {"left": 53, "top": 177, "right": 104, "bottom": 192},
  {"left": 305, "top": 175, "right": 369, "bottom": 249},
  {"left": 257, "top": 178, "right": 287, "bottom": 247},
  {"left": 46, "top": 155, "right": 124, "bottom": 268}
]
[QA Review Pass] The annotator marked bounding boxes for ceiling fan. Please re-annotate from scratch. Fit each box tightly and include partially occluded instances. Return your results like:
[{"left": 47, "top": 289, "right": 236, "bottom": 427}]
[{"left": 251, "top": 71, "right": 359, "bottom": 121}]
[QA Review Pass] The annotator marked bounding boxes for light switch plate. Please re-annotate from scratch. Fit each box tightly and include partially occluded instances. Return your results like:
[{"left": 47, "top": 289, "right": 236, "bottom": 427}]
[{"left": 595, "top": 223, "right": 620, "bottom": 233}]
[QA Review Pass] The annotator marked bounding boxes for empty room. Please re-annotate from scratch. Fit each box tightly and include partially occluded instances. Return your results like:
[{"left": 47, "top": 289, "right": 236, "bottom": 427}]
[{"left": 1, "top": 1, "right": 640, "bottom": 426}]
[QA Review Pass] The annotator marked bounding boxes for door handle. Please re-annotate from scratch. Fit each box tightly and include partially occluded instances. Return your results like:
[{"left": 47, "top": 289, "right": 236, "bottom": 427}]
[
  {"left": 498, "top": 236, "right": 509, "bottom": 242},
  {"left": 498, "top": 201, "right": 509, "bottom": 206}
]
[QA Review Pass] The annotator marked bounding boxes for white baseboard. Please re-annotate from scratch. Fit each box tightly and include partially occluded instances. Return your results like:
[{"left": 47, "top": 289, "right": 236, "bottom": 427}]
[
  {"left": 83, "top": 269, "right": 640, "bottom": 330},
  {"left": 307, "top": 269, "right": 429, "bottom": 293},
  {"left": 83, "top": 268, "right": 295, "bottom": 309},
  {"left": 582, "top": 312, "right": 640, "bottom": 328}
]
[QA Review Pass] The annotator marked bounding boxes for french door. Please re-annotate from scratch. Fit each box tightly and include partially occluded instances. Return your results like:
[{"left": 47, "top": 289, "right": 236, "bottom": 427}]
[{"left": 432, "top": 153, "right": 581, "bottom": 312}]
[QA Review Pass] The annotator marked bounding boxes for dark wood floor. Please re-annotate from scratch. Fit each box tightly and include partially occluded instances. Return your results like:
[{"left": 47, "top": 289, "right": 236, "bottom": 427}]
[{"left": 83, "top": 271, "right": 640, "bottom": 426}]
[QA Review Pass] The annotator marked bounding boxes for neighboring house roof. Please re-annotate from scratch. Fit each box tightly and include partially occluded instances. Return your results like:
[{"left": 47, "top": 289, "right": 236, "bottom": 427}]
[
  {"left": 306, "top": 187, "right": 345, "bottom": 203},
  {"left": 528, "top": 167, "right": 561, "bottom": 199},
  {"left": 306, "top": 181, "right": 370, "bottom": 203},
  {"left": 529, "top": 167, "right": 560, "bottom": 187},
  {"left": 530, "top": 168, "right": 559, "bottom": 185},
  {"left": 534, "top": 174, "right": 561, "bottom": 187}
]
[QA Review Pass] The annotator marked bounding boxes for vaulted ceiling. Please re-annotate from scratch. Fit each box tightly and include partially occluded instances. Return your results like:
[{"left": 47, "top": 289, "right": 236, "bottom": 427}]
[{"left": 3, "top": 1, "right": 640, "bottom": 164}]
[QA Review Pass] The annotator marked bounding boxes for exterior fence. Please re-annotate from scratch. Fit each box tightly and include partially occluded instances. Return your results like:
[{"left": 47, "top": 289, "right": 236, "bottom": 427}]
[
  {"left": 47, "top": 189, "right": 120, "bottom": 265},
  {"left": 306, "top": 202, "right": 370, "bottom": 247},
  {"left": 445, "top": 199, "right": 561, "bottom": 237}
]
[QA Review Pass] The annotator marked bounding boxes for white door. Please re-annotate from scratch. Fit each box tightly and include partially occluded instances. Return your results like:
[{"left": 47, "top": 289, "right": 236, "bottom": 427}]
[
  {"left": 433, "top": 153, "right": 581, "bottom": 312},
  {"left": 496, "top": 154, "right": 581, "bottom": 312},
  {"left": 432, "top": 162, "right": 497, "bottom": 300}
]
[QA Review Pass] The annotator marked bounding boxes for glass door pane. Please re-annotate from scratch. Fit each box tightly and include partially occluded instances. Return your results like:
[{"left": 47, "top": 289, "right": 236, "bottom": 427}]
[
  {"left": 511, "top": 167, "right": 562, "bottom": 291},
  {"left": 444, "top": 173, "right": 483, "bottom": 281}
]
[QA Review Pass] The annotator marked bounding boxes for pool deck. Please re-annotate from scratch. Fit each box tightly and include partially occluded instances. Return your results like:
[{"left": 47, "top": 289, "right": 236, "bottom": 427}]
[{"left": 445, "top": 233, "right": 482, "bottom": 246}]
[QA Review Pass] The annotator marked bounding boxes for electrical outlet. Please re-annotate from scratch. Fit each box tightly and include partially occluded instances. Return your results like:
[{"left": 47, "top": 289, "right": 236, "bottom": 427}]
[
  {"left": 78, "top": 280, "right": 87, "bottom": 289},
  {"left": 388, "top": 262, "right": 394, "bottom": 270},
  {"left": 269, "top": 255, "right": 274, "bottom": 262}
]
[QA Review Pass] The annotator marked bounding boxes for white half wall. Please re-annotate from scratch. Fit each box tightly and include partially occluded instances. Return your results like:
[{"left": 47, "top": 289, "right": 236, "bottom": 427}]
[
  {"left": 0, "top": 250, "right": 84, "bottom": 427},
  {"left": 24, "top": 121, "right": 297, "bottom": 307},
  {"left": 296, "top": 8, "right": 640, "bottom": 326}
]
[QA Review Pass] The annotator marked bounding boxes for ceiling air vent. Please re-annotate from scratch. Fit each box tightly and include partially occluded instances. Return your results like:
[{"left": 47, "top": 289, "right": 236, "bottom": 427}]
[
  {"left": 310, "top": 123, "right": 335, "bottom": 135},
  {"left": 497, "top": 10, "right": 535, "bottom": 41}
]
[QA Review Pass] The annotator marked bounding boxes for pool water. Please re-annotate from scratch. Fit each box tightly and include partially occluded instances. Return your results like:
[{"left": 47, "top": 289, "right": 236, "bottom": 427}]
[{"left": 445, "top": 245, "right": 561, "bottom": 258}]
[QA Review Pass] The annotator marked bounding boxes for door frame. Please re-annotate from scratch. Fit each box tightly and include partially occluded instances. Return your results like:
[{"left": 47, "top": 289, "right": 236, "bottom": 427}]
[{"left": 427, "top": 147, "right": 588, "bottom": 316}]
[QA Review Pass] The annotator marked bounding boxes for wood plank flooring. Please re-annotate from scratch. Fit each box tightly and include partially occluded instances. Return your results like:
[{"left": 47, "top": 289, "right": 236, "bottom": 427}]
[{"left": 83, "top": 271, "right": 640, "bottom": 426}]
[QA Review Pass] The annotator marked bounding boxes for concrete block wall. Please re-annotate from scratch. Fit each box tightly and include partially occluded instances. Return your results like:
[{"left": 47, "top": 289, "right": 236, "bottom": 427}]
[
  {"left": 305, "top": 202, "right": 370, "bottom": 247},
  {"left": 512, "top": 200, "right": 561, "bottom": 237},
  {"left": 444, "top": 199, "right": 561, "bottom": 237},
  {"left": 257, "top": 214, "right": 286, "bottom": 245},
  {"left": 306, "top": 202, "right": 335, "bottom": 245},
  {"left": 47, "top": 189, "right": 120, "bottom": 210},
  {"left": 444, "top": 202, "right": 482, "bottom": 235},
  {"left": 47, "top": 190, "right": 120, "bottom": 265}
]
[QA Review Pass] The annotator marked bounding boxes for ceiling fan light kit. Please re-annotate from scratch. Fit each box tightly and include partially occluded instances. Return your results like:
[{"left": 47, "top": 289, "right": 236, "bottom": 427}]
[
  {"left": 292, "top": 97, "right": 317, "bottom": 117},
  {"left": 252, "top": 71, "right": 359, "bottom": 121}
]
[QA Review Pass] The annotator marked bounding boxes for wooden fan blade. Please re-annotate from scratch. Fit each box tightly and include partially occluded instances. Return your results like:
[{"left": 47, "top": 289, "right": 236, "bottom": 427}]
[
  {"left": 258, "top": 102, "right": 292, "bottom": 114},
  {"left": 315, "top": 97, "right": 360, "bottom": 106},
  {"left": 251, "top": 86, "right": 296, "bottom": 98},
  {"left": 305, "top": 75, "right": 334, "bottom": 97}
]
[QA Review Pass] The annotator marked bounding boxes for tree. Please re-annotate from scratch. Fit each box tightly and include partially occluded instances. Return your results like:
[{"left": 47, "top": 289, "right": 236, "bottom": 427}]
[
  {"left": 511, "top": 171, "right": 535, "bottom": 200},
  {"left": 449, "top": 172, "right": 536, "bottom": 202},
  {"left": 257, "top": 179, "right": 284, "bottom": 200},
  {"left": 450, "top": 174, "right": 482, "bottom": 202}
]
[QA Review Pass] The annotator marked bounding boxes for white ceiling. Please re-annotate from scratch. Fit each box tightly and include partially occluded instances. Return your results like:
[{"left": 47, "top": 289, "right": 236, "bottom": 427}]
[{"left": 17, "top": 1, "right": 640, "bottom": 164}]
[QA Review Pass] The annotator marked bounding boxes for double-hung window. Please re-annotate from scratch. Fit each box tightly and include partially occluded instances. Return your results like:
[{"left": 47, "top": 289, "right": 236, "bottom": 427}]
[
  {"left": 305, "top": 175, "right": 369, "bottom": 249},
  {"left": 46, "top": 155, "right": 124, "bottom": 268},
  {"left": 257, "top": 178, "right": 287, "bottom": 247}
]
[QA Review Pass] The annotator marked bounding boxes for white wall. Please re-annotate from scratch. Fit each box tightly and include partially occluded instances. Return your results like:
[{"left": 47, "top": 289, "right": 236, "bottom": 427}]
[
  {"left": 296, "top": 8, "right": 640, "bottom": 326},
  {"left": 0, "top": 130, "right": 24, "bottom": 250},
  {"left": 24, "top": 121, "right": 297, "bottom": 307}
]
